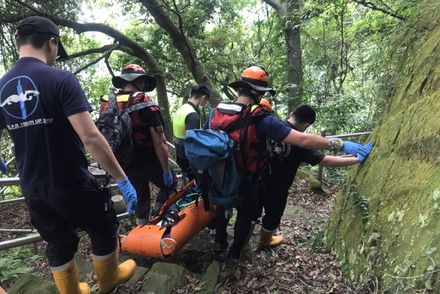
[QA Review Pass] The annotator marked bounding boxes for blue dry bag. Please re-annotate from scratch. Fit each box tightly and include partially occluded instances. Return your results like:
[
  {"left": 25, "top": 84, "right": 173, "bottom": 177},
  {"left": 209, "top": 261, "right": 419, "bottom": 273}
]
[{"left": 184, "top": 129, "right": 241, "bottom": 208}]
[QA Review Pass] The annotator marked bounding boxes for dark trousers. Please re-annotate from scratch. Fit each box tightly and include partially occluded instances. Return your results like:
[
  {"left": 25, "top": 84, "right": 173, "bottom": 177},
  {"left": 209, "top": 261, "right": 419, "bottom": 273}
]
[
  {"left": 22, "top": 176, "right": 118, "bottom": 267},
  {"left": 259, "top": 176, "right": 291, "bottom": 231},
  {"left": 175, "top": 143, "right": 194, "bottom": 181},
  {"left": 216, "top": 176, "right": 262, "bottom": 259},
  {"left": 126, "top": 162, "right": 177, "bottom": 219}
]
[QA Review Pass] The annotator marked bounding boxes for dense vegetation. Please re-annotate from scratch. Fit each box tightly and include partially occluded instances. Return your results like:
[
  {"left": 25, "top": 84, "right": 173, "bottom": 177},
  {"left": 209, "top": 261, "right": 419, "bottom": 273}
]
[
  {"left": 0, "top": 0, "right": 422, "bottom": 136},
  {"left": 0, "top": 0, "right": 436, "bottom": 291}
]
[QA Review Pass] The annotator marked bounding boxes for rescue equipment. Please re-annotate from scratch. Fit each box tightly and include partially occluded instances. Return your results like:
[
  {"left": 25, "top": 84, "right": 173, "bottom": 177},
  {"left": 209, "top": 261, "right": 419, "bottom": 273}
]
[
  {"left": 210, "top": 102, "right": 270, "bottom": 174},
  {"left": 120, "top": 180, "right": 216, "bottom": 259},
  {"left": 97, "top": 92, "right": 161, "bottom": 168}
]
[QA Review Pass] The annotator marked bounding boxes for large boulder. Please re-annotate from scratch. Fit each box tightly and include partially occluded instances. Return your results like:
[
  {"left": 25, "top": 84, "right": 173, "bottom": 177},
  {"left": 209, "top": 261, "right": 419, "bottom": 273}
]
[{"left": 325, "top": 11, "right": 440, "bottom": 292}]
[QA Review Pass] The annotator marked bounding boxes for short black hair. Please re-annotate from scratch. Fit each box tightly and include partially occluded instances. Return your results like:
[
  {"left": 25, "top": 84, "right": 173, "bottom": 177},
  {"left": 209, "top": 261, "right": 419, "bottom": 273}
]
[
  {"left": 236, "top": 86, "right": 265, "bottom": 99},
  {"left": 191, "top": 84, "right": 210, "bottom": 100},
  {"left": 15, "top": 33, "right": 57, "bottom": 50},
  {"left": 292, "top": 104, "right": 316, "bottom": 124}
]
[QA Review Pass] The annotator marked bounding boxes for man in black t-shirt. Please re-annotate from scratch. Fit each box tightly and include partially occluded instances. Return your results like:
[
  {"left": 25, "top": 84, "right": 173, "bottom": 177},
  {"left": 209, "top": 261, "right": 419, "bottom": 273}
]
[
  {"left": 0, "top": 16, "right": 137, "bottom": 294},
  {"left": 108, "top": 64, "right": 177, "bottom": 225},
  {"left": 258, "top": 104, "right": 373, "bottom": 248}
]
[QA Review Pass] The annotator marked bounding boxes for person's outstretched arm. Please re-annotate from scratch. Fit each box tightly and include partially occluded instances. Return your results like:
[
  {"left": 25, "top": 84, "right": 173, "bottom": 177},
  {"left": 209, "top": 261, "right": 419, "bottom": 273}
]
[{"left": 319, "top": 155, "right": 360, "bottom": 167}]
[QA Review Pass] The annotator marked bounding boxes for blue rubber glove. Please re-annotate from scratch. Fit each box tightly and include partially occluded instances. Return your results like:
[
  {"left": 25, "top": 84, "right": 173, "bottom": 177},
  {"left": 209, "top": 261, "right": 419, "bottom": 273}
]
[
  {"left": 342, "top": 141, "right": 363, "bottom": 156},
  {"left": 163, "top": 169, "right": 174, "bottom": 188},
  {"left": 117, "top": 177, "right": 137, "bottom": 214},
  {"left": 357, "top": 141, "right": 374, "bottom": 162},
  {"left": 0, "top": 157, "right": 7, "bottom": 173}
]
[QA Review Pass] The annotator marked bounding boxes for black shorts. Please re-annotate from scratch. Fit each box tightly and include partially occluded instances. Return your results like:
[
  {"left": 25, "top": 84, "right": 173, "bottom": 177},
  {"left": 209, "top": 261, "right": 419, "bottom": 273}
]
[{"left": 23, "top": 176, "right": 118, "bottom": 267}]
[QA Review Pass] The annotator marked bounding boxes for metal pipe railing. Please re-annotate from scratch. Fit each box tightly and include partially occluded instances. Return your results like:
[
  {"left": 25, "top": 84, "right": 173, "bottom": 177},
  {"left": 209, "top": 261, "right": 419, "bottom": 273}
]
[
  {"left": 325, "top": 131, "right": 372, "bottom": 139},
  {"left": 0, "top": 212, "right": 131, "bottom": 251},
  {"left": 0, "top": 177, "right": 20, "bottom": 187},
  {"left": 0, "top": 228, "right": 34, "bottom": 233}
]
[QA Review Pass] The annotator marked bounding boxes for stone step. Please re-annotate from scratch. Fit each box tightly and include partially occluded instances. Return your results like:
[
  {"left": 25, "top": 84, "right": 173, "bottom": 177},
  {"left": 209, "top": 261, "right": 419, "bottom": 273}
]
[
  {"left": 141, "top": 262, "right": 186, "bottom": 294},
  {"left": 196, "top": 260, "right": 220, "bottom": 294},
  {"left": 8, "top": 273, "right": 57, "bottom": 294}
]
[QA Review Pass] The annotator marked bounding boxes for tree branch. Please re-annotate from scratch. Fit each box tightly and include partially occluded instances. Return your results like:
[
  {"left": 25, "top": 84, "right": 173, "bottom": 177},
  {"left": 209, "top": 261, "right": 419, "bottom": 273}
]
[
  {"left": 262, "top": 0, "right": 283, "bottom": 14},
  {"left": 140, "top": 0, "right": 223, "bottom": 105},
  {"left": 350, "top": 0, "right": 406, "bottom": 20},
  {"left": 73, "top": 44, "right": 120, "bottom": 75},
  {"left": 67, "top": 44, "right": 117, "bottom": 60},
  {"left": 104, "top": 54, "right": 115, "bottom": 78}
]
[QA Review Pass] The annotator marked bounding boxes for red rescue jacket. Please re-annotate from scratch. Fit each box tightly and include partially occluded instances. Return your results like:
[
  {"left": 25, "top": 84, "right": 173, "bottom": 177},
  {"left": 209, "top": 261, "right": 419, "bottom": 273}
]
[
  {"left": 100, "top": 91, "right": 162, "bottom": 147},
  {"left": 209, "top": 102, "right": 269, "bottom": 174}
]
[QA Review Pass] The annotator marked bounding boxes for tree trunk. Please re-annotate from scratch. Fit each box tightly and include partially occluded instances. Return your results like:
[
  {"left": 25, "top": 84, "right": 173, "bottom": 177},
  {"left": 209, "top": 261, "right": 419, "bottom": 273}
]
[
  {"left": 139, "top": 0, "right": 222, "bottom": 105},
  {"left": 264, "top": 0, "right": 303, "bottom": 110},
  {"left": 285, "top": 16, "right": 303, "bottom": 110}
]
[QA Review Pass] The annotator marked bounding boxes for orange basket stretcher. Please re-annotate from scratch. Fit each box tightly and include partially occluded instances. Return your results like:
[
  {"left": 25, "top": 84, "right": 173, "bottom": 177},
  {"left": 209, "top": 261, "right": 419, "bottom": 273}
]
[{"left": 120, "top": 180, "right": 216, "bottom": 259}]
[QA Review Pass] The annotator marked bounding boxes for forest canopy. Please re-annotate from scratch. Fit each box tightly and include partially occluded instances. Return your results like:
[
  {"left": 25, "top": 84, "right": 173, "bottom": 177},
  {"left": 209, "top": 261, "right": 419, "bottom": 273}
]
[{"left": 0, "top": 0, "right": 423, "bottom": 136}]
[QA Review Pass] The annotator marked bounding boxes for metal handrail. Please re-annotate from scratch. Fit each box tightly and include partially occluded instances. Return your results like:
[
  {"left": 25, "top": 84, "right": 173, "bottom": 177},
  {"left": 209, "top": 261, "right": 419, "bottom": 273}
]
[
  {"left": 0, "top": 212, "right": 131, "bottom": 251},
  {"left": 325, "top": 131, "right": 372, "bottom": 139},
  {"left": 0, "top": 177, "right": 20, "bottom": 187}
]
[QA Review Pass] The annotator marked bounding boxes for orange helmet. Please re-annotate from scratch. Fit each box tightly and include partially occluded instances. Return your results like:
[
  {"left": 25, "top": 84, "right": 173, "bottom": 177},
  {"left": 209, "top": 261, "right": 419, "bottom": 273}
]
[
  {"left": 112, "top": 64, "right": 156, "bottom": 91},
  {"left": 228, "top": 65, "right": 276, "bottom": 96}
]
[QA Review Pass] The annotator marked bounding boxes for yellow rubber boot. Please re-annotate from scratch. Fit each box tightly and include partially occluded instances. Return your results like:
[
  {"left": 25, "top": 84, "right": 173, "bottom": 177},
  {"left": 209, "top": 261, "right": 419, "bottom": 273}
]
[
  {"left": 51, "top": 259, "right": 90, "bottom": 294},
  {"left": 93, "top": 250, "right": 136, "bottom": 293},
  {"left": 259, "top": 227, "right": 284, "bottom": 248}
]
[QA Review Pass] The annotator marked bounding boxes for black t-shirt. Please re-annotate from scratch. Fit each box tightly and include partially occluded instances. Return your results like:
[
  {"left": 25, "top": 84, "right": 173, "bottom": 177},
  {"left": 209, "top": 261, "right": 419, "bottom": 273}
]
[
  {"left": 185, "top": 102, "right": 201, "bottom": 131},
  {"left": 130, "top": 97, "right": 164, "bottom": 168},
  {"left": 0, "top": 57, "right": 93, "bottom": 188},
  {"left": 268, "top": 121, "right": 325, "bottom": 188}
]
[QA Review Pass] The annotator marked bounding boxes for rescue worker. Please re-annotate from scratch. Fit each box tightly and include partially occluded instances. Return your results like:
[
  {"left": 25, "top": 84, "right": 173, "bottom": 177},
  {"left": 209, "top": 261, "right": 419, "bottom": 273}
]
[
  {"left": 172, "top": 84, "right": 210, "bottom": 180},
  {"left": 258, "top": 104, "right": 373, "bottom": 248},
  {"left": 104, "top": 64, "right": 177, "bottom": 224},
  {"left": 210, "top": 66, "right": 371, "bottom": 266},
  {"left": 0, "top": 16, "right": 137, "bottom": 293}
]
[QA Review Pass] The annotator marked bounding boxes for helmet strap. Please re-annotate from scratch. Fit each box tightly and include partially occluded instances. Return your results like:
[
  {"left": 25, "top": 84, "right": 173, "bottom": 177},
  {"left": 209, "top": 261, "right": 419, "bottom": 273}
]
[{"left": 249, "top": 89, "right": 264, "bottom": 103}]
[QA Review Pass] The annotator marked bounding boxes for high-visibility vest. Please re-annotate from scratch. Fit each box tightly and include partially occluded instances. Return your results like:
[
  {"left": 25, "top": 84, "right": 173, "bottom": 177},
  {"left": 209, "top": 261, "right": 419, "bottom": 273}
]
[{"left": 173, "top": 103, "right": 198, "bottom": 140}]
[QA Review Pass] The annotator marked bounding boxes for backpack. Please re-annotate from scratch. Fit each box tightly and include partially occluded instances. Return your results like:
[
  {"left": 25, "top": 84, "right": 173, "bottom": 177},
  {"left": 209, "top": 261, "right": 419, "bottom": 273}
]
[
  {"left": 184, "top": 129, "right": 241, "bottom": 208},
  {"left": 96, "top": 93, "right": 156, "bottom": 168}
]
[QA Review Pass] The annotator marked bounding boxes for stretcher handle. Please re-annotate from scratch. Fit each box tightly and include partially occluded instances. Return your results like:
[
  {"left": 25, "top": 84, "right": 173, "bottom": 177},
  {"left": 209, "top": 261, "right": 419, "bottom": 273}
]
[{"left": 149, "top": 180, "right": 196, "bottom": 225}]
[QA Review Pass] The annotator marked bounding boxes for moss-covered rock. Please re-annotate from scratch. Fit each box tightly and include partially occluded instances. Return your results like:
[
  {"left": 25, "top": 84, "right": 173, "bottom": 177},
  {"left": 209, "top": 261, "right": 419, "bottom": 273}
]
[
  {"left": 8, "top": 273, "right": 57, "bottom": 294},
  {"left": 297, "top": 167, "right": 323, "bottom": 191},
  {"left": 196, "top": 260, "right": 220, "bottom": 293},
  {"left": 325, "top": 11, "right": 440, "bottom": 292},
  {"left": 141, "top": 262, "right": 186, "bottom": 293}
]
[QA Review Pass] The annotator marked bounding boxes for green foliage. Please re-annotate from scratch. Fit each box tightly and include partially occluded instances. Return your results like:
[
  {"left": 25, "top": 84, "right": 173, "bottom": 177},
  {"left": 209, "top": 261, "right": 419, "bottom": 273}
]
[
  {"left": 309, "top": 230, "right": 327, "bottom": 253},
  {"left": 0, "top": 246, "right": 41, "bottom": 283},
  {"left": 348, "top": 184, "right": 369, "bottom": 226}
]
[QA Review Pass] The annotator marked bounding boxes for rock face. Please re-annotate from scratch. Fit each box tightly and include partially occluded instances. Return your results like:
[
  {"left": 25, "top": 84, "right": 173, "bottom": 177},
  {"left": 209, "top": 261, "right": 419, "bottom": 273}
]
[{"left": 325, "top": 16, "right": 440, "bottom": 291}]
